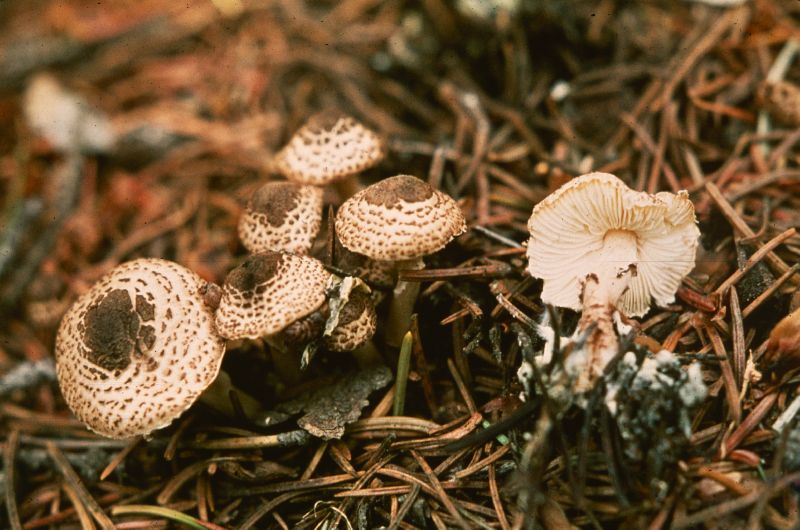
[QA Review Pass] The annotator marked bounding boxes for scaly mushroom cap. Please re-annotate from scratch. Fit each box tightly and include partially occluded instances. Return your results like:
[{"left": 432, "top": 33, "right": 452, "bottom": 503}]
[
  {"left": 215, "top": 251, "right": 332, "bottom": 339},
  {"left": 325, "top": 290, "right": 378, "bottom": 352},
  {"left": 274, "top": 111, "right": 385, "bottom": 185},
  {"left": 238, "top": 182, "right": 323, "bottom": 254},
  {"left": 526, "top": 172, "right": 700, "bottom": 317},
  {"left": 336, "top": 175, "right": 467, "bottom": 261},
  {"left": 55, "top": 259, "right": 225, "bottom": 439}
]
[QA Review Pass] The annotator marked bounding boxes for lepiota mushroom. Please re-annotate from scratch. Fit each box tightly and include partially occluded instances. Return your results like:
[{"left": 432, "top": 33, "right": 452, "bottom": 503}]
[
  {"left": 279, "top": 278, "right": 381, "bottom": 367},
  {"left": 55, "top": 259, "right": 227, "bottom": 439},
  {"left": 238, "top": 181, "right": 323, "bottom": 254},
  {"left": 215, "top": 251, "right": 334, "bottom": 382},
  {"left": 274, "top": 110, "right": 384, "bottom": 198},
  {"left": 526, "top": 172, "right": 699, "bottom": 390},
  {"left": 336, "top": 174, "right": 467, "bottom": 346},
  {"left": 324, "top": 289, "right": 378, "bottom": 353},
  {"left": 215, "top": 251, "right": 333, "bottom": 340}
]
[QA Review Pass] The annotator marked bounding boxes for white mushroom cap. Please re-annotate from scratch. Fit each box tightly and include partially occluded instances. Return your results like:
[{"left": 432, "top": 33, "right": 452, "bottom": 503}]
[
  {"left": 325, "top": 290, "right": 378, "bottom": 352},
  {"left": 336, "top": 175, "right": 467, "bottom": 261},
  {"left": 238, "top": 182, "right": 323, "bottom": 254},
  {"left": 24, "top": 72, "right": 115, "bottom": 153},
  {"left": 274, "top": 110, "right": 385, "bottom": 186},
  {"left": 526, "top": 172, "right": 700, "bottom": 317},
  {"left": 215, "top": 251, "right": 332, "bottom": 340},
  {"left": 55, "top": 259, "right": 225, "bottom": 439}
]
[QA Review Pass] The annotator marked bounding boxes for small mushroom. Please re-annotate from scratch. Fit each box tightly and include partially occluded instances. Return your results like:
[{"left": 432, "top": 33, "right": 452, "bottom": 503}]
[
  {"left": 238, "top": 181, "right": 323, "bottom": 254},
  {"left": 55, "top": 258, "right": 226, "bottom": 439},
  {"left": 336, "top": 174, "right": 467, "bottom": 346},
  {"left": 274, "top": 110, "right": 384, "bottom": 198},
  {"left": 324, "top": 289, "right": 378, "bottom": 352},
  {"left": 526, "top": 172, "right": 699, "bottom": 390},
  {"left": 215, "top": 251, "right": 333, "bottom": 340}
]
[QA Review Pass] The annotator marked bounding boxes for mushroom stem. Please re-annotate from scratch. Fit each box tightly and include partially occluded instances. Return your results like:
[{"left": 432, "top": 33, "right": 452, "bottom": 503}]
[
  {"left": 385, "top": 258, "right": 424, "bottom": 348},
  {"left": 199, "top": 370, "right": 264, "bottom": 420},
  {"left": 265, "top": 336, "right": 304, "bottom": 384},
  {"left": 351, "top": 340, "right": 384, "bottom": 367},
  {"left": 569, "top": 264, "right": 634, "bottom": 392}
]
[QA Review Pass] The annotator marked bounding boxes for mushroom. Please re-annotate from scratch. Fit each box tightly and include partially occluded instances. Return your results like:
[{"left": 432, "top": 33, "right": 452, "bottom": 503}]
[
  {"left": 526, "top": 172, "right": 699, "bottom": 390},
  {"left": 55, "top": 258, "right": 228, "bottom": 439},
  {"left": 215, "top": 251, "right": 333, "bottom": 340},
  {"left": 758, "top": 80, "right": 800, "bottom": 127},
  {"left": 324, "top": 289, "right": 378, "bottom": 352},
  {"left": 215, "top": 251, "right": 334, "bottom": 382},
  {"left": 238, "top": 181, "right": 323, "bottom": 254},
  {"left": 336, "top": 174, "right": 467, "bottom": 346},
  {"left": 279, "top": 278, "right": 381, "bottom": 367},
  {"left": 274, "top": 110, "right": 385, "bottom": 198}
]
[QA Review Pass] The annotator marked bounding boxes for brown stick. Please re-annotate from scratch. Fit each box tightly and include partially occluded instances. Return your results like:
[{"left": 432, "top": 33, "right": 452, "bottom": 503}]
[
  {"left": 46, "top": 441, "right": 116, "bottom": 530},
  {"left": 4, "top": 429, "right": 23, "bottom": 530}
]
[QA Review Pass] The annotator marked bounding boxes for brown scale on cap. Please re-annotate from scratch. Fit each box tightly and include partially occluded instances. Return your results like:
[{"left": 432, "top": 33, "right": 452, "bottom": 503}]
[
  {"left": 325, "top": 290, "right": 377, "bottom": 352},
  {"left": 215, "top": 251, "right": 332, "bottom": 340},
  {"left": 362, "top": 175, "right": 433, "bottom": 207},
  {"left": 336, "top": 175, "right": 467, "bottom": 261},
  {"left": 758, "top": 80, "right": 800, "bottom": 127},
  {"left": 274, "top": 110, "right": 385, "bottom": 186},
  {"left": 238, "top": 182, "right": 323, "bottom": 254},
  {"left": 55, "top": 259, "right": 226, "bottom": 439}
]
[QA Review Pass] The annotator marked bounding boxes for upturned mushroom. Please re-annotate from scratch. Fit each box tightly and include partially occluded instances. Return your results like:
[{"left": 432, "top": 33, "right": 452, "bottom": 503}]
[
  {"left": 55, "top": 259, "right": 228, "bottom": 438},
  {"left": 238, "top": 181, "right": 323, "bottom": 254},
  {"left": 526, "top": 172, "right": 699, "bottom": 390},
  {"left": 274, "top": 110, "right": 385, "bottom": 198},
  {"left": 336, "top": 174, "right": 467, "bottom": 346}
]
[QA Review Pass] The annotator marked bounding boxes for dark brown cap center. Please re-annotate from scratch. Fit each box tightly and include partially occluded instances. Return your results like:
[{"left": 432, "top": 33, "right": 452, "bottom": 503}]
[
  {"left": 305, "top": 110, "right": 347, "bottom": 134},
  {"left": 337, "top": 291, "right": 370, "bottom": 326},
  {"left": 250, "top": 183, "right": 300, "bottom": 226},
  {"left": 226, "top": 252, "right": 284, "bottom": 293},
  {"left": 82, "top": 289, "right": 156, "bottom": 372},
  {"left": 362, "top": 175, "right": 433, "bottom": 208}
]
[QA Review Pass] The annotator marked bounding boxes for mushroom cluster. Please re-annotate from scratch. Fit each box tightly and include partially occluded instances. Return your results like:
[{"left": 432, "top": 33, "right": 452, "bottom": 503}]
[
  {"left": 238, "top": 110, "right": 384, "bottom": 257},
  {"left": 54, "top": 111, "right": 469, "bottom": 439}
]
